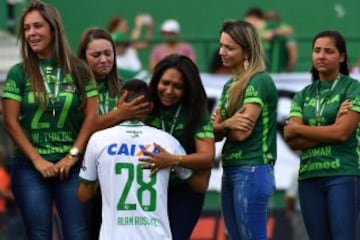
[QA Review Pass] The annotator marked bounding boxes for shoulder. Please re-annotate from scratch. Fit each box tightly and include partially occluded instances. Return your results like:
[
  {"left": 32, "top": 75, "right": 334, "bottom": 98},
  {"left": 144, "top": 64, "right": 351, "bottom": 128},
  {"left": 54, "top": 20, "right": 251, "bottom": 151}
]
[
  {"left": 248, "top": 71, "right": 276, "bottom": 91},
  {"left": 7, "top": 62, "right": 26, "bottom": 76},
  {"left": 342, "top": 75, "right": 360, "bottom": 86},
  {"left": 250, "top": 71, "right": 273, "bottom": 83}
]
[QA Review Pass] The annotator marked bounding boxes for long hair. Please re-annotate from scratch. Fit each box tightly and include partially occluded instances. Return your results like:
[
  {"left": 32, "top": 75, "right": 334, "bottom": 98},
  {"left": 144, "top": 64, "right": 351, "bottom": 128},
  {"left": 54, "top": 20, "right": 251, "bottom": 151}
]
[
  {"left": 310, "top": 30, "right": 349, "bottom": 81},
  {"left": 220, "top": 20, "right": 266, "bottom": 116},
  {"left": 18, "top": 0, "right": 92, "bottom": 108},
  {"left": 149, "top": 54, "right": 207, "bottom": 154},
  {"left": 77, "top": 27, "right": 122, "bottom": 97}
]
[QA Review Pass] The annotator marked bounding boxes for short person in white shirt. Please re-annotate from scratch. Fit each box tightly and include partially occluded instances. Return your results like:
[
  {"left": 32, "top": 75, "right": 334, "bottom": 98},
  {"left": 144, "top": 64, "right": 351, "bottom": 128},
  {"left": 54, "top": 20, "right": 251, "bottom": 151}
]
[{"left": 77, "top": 79, "right": 190, "bottom": 240}]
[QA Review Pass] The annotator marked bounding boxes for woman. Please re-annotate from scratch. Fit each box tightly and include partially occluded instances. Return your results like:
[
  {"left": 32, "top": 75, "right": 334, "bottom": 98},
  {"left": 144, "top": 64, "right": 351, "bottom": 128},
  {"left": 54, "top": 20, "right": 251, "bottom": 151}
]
[
  {"left": 77, "top": 27, "right": 149, "bottom": 239},
  {"left": 284, "top": 30, "right": 360, "bottom": 240},
  {"left": 139, "top": 54, "right": 215, "bottom": 240},
  {"left": 77, "top": 27, "right": 149, "bottom": 130},
  {"left": 212, "top": 20, "right": 277, "bottom": 239},
  {"left": 1, "top": 1, "right": 98, "bottom": 239}
]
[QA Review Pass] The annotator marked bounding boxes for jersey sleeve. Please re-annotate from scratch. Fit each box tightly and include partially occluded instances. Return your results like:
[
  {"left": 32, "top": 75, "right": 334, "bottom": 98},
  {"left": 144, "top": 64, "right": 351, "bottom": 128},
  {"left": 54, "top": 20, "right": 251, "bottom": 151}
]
[
  {"left": 243, "top": 73, "right": 273, "bottom": 107},
  {"left": 195, "top": 111, "right": 215, "bottom": 139},
  {"left": 85, "top": 78, "right": 98, "bottom": 98},
  {"left": 288, "top": 90, "right": 305, "bottom": 119},
  {"left": 79, "top": 134, "right": 99, "bottom": 182},
  {"left": 347, "top": 80, "right": 360, "bottom": 113},
  {"left": 2, "top": 63, "right": 25, "bottom": 102}
]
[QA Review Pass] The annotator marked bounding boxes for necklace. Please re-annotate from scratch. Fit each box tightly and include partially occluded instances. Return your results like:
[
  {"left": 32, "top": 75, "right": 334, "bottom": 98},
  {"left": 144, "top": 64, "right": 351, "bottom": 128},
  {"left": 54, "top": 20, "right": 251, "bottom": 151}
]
[
  {"left": 160, "top": 105, "right": 182, "bottom": 135},
  {"left": 40, "top": 66, "right": 61, "bottom": 117},
  {"left": 99, "top": 91, "right": 109, "bottom": 115},
  {"left": 315, "top": 74, "right": 340, "bottom": 126}
]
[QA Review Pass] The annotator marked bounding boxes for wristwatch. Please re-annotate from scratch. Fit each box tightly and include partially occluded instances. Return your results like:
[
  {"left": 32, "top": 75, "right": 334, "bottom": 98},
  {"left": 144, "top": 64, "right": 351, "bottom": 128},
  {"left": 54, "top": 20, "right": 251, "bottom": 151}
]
[{"left": 68, "top": 147, "right": 80, "bottom": 161}]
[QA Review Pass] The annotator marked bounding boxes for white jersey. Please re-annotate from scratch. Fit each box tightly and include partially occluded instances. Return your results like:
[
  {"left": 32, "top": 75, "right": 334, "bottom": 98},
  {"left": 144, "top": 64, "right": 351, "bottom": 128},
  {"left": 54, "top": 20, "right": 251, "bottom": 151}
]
[{"left": 80, "top": 121, "right": 185, "bottom": 240}]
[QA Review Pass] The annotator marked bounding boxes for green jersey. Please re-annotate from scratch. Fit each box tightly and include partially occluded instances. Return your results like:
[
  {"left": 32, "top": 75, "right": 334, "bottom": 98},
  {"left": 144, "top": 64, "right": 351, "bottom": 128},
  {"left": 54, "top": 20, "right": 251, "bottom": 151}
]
[
  {"left": 289, "top": 75, "right": 360, "bottom": 180},
  {"left": 97, "top": 80, "right": 119, "bottom": 116},
  {"left": 146, "top": 105, "right": 214, "bottom": 149},
  {"left": 2, "top": 60, "right": 98, "bottom": 161},
  {"left": 219, "top": 72, "right": 278, "bottom": 166},
  {"left": 146, "top": 105, "right": 214, "bottom": 183}
]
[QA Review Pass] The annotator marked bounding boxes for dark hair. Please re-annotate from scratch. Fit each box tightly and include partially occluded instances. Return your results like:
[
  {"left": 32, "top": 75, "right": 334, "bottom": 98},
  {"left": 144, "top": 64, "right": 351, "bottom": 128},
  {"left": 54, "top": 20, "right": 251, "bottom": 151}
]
[
  {"left": 244, "top": 7, "right": 265, "bottom": 19},
  {"left": 107, "top": 16, "right": 125, "bottom": 33},
  {"left": 120, "top": 79, "right": 150, "bottom": 103},
  {"left": 149, "top": 54, "right": 207, "bottom": 153},
  {"left": 18, "top": 0, "right": 91, "bottom": 108},
  {"left": 77, "top": 27, "right": 122, "bottom": 97},
  {"left": 311, "top": 30, "right": 349, "bottom": 80}
]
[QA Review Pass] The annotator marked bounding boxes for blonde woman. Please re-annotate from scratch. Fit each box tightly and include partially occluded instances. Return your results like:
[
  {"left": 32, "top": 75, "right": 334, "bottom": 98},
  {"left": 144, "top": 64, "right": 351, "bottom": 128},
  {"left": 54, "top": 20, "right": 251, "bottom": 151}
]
[{"left": 213, "top": 20, "right": 278, "bottom": 240}]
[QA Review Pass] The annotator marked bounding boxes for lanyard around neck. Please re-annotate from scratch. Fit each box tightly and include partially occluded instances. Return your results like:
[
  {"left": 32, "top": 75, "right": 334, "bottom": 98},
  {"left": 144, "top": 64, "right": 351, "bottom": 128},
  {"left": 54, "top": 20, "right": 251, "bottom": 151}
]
[
  {"left": 99, "top": 91, "right": 110, "bottom": 115},
  {"left": 161, "top": 105, "right": 182, "bottom": 135},
  {"left": 315, "top": 75, "right": 340, "bottom": 126},
  {"left": 40, "top": 66, "right": 61, "bottom": 117}
]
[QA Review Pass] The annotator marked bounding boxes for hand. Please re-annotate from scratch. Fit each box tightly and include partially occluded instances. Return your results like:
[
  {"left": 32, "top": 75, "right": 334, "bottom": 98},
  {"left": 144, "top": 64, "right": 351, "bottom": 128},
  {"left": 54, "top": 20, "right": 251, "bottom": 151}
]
[
  {"left": 224, "top": 107, "right": 254, "bottom": 131},
  {"left": 139, "top": 143, "right": 177, "bottom": 176},
  {"left": 211, "top": 108, "right": 220, "bottom": 123},
  {"left": 33, "top": 157, "right": 57, "bottom": 178},
  {"left": 283, "top": 120, "right": 299, "bottom": 140},
  {"left": 116, "top": 90, "right": 151, "bottom": 121},
  {"left": 336, "top": 99, "right": 352, "bottom": 119},
  {"left": 54, "top": 155, "right": 78, "bottom": 180}
]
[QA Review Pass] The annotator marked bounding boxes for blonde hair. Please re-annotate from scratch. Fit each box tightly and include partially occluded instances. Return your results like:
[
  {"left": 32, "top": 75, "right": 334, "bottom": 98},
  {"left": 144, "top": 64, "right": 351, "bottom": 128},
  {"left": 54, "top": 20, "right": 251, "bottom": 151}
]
[{"left": 220, "top": 20, "right": 266, "bottom": 116}]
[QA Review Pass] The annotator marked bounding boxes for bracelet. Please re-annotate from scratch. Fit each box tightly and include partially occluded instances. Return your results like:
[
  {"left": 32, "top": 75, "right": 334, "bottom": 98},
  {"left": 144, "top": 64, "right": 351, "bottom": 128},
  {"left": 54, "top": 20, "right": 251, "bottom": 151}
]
[
  {"left": 175, "top": 155, "right": 183, "bottom": 166},
  {"left": 67, "top": 153, "right": 79, "bottom": 162},
  {"left": 222, "top": 121, "right": 229, "bottom": 130}
]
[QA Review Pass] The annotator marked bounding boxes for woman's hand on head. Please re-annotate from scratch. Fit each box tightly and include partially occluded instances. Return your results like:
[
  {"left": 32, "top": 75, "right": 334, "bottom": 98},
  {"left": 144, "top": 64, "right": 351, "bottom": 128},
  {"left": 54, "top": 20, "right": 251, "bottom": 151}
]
[{"left": 116, "top": 90, "right": 151, "bottom": 121}]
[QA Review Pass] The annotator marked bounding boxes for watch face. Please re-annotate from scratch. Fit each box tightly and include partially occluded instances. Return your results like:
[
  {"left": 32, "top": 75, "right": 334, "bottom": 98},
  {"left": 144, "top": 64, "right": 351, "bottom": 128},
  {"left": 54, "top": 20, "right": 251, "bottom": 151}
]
[{"left": 70, "top": 147, "right": 79, "bottom": 156}]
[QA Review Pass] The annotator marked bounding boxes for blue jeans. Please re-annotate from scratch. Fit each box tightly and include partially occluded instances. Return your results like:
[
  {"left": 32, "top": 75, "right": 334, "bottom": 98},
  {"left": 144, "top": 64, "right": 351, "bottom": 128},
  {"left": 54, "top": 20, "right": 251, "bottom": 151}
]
[
  {"left": 299, "top": 176, "right": 360, "bottom": 240},
  {"left": 11, "top": 155, "right": 89, "bottom": 240},
  {"left": 221, "top": 164, "right": 274, "bottom": 240}
]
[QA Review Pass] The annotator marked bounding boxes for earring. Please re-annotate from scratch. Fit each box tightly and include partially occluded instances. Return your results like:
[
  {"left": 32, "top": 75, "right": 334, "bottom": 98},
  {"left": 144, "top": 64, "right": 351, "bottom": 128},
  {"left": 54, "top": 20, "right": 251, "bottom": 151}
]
[{"left": 243, "top": 58, "right": 249, "bottom": 70}]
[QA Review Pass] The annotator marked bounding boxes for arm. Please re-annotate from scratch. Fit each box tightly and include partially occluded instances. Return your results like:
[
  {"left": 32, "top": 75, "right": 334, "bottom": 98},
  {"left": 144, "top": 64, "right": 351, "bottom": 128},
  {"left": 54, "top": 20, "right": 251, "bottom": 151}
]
[
  {"left": 140, "top": 138, "right": 215, "bottom": 170},
  {"left": 286, "top": 111, "right": 359, "bottom": 143},
  {"left": 284, "top": 117, "right": 320, "bottom": 150},
  {"left": 55, "top": 96, "right": 98, "bottom": 179},
  {"left": 2, "top": 99, "right": 57, "bottom": 178},
  {"left": 130, "top": 14, "right": 154, "bottom": 49},
  {"left": 212, "top": 108, "right": 228, "bottom": 142},
  {"left": 226, "top": 103, "right": 261, "bottom": 141},
  {"left": 286, "top": 41, "right": 297, "bottom": 72},
  {"left": 95, "top": 91, "right": 150, "bottom": 131},
  {"left": 77, "top": 181, "right": 97, "bottom": 203}
]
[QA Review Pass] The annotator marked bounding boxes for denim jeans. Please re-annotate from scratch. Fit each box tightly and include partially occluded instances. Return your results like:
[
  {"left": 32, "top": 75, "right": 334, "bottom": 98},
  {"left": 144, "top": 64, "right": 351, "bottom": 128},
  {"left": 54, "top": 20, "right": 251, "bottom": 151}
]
[
  {"left": 221, "top": 164, "right": 274, "bottom": 240},
  {"left": 11, "top": 155, "right": 89, "bottom": 240},
  {"left": 299, "top": 176, "right": 360, "bottom": 240}
]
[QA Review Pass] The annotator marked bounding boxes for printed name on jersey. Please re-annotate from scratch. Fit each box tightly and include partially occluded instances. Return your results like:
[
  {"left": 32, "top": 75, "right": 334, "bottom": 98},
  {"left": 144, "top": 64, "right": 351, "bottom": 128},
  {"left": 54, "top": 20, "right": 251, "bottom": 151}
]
[
  {"left": 107, "top": 143, "right": 160, "bottom": 157},
  {"left": 126, "top": 130, "right": 143, "bottom": 138}
]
